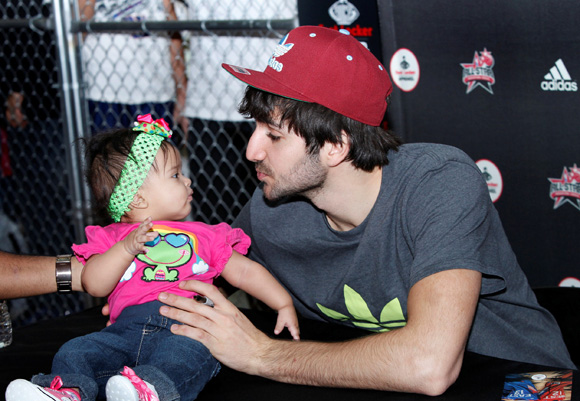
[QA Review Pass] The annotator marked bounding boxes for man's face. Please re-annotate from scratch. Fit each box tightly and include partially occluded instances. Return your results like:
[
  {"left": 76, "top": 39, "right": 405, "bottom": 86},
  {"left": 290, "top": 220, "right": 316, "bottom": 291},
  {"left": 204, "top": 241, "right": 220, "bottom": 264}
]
[{"left": 246, "top": 118, "right": 327, "bottom": 201}]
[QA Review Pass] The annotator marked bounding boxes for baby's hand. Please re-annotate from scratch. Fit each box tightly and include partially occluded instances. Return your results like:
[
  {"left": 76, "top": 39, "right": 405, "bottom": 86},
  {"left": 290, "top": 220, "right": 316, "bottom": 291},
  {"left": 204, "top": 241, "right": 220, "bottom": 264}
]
[
  {"left": 274, "top": 305, "right": 300, "bottom": 340},
  {"left": 123, "top": 217, "right": 159, "bottom": 255}
]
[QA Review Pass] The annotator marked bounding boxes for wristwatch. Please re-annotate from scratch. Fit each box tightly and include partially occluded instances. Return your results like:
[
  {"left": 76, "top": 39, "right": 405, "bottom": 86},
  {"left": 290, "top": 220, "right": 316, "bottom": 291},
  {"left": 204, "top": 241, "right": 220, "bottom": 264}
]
[{"left": 55, "top": 254, "right": 73, "bottom": 294}]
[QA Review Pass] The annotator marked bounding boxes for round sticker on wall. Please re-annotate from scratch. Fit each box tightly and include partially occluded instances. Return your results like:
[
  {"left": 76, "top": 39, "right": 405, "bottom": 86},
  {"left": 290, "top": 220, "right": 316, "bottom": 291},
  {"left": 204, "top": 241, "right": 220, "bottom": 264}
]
[
  {"left": 390, "top": 48, "right": 420, "bottom": 92},
  {"left": 476, "top": 159, "right": 503, "bottom": 203}
]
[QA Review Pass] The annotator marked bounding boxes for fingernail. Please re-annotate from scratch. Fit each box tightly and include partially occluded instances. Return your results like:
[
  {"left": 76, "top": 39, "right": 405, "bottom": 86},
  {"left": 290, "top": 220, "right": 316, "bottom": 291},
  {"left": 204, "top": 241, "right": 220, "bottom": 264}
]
[
  {"left": 159, "top": 292, "right": 168, "bottom": 300},
  {"left": 159, "top": 306, "right": 169, "bottom": 315}
]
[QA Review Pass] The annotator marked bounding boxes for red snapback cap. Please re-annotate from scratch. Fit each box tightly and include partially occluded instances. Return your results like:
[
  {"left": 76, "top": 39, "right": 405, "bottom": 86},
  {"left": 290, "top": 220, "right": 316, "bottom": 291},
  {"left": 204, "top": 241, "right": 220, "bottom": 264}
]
[{"left": 222, "top": 25, "right": 393, "bottom": 126}]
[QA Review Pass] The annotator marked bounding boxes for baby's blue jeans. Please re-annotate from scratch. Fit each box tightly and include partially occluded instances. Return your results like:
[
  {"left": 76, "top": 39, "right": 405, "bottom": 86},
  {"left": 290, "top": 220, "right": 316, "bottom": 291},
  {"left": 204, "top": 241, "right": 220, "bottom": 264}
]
[{"left": 32, "top": 301, "right": 220, "bottom": 400}]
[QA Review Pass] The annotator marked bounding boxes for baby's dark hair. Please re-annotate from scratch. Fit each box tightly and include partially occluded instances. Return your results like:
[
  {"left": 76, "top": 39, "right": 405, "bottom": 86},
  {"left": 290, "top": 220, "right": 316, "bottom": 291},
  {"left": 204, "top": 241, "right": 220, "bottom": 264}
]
[{"left": 83, "top": 128, "right": 174, "bottom": 222}]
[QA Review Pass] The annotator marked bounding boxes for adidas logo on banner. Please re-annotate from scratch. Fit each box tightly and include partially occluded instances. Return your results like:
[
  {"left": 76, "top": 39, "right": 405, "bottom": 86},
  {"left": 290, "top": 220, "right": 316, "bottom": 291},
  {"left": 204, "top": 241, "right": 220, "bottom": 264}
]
[{"left": 541, "top": 59, "right": 578, "bottom": 91}]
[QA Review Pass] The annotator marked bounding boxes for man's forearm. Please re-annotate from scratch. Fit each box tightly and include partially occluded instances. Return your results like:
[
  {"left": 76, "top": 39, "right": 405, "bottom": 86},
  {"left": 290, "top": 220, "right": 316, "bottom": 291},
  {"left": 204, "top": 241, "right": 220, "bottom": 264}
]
[
  {"left": 256, "top": 330, "right": 452, "bottom": 395},
  {"left": 253, "top": 269, "right": 480, "bottom": 395},
  {"left": 160, "top": 271, "right": 477, "bottom": 396},
  {"left": 0, "top": 251, "right": 84, "bottom": 298}
]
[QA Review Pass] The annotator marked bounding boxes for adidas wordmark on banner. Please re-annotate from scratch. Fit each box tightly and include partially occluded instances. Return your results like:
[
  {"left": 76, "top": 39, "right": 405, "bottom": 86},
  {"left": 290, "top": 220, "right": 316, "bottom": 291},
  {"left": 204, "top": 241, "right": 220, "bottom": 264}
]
[{"left": 541, "top": 59, "right": 578, "bottom": 91}]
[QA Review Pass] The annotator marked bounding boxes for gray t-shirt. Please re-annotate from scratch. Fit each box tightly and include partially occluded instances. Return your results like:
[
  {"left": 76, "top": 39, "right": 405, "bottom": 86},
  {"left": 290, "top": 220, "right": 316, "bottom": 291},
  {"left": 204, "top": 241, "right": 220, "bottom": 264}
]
[{"left": 234, "top": 143, "right": 574, "bottom": 369}]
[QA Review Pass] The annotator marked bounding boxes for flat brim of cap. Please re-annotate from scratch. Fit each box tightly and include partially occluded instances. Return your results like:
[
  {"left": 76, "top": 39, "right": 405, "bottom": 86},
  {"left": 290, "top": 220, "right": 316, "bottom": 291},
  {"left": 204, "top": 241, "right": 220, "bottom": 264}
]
[{"left": 222, "top": 63, "right": 315, "bottom": 104}]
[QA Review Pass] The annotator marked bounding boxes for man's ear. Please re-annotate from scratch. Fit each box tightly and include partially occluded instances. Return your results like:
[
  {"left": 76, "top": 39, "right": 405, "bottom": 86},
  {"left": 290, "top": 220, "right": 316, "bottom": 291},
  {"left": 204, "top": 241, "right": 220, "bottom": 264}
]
[
  {"left": 129, "top": 192, "right": 149, "bottom": 210},
  {"left": 323, "top": 130, "right": 350, "bottom": 167}
]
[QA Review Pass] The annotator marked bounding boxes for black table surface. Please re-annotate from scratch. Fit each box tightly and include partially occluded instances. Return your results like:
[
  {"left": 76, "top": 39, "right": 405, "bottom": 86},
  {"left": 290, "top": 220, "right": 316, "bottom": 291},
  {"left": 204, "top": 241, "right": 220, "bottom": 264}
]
[{"left": 0, "top": 306, "right": 577, "bottom": 401}]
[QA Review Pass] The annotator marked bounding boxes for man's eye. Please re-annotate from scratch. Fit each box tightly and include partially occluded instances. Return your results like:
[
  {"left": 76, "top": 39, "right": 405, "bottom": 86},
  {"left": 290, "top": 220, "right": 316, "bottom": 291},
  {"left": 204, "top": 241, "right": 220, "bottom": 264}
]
[{"left": 267, "top": 133, "right": 281, "bottom": 142}]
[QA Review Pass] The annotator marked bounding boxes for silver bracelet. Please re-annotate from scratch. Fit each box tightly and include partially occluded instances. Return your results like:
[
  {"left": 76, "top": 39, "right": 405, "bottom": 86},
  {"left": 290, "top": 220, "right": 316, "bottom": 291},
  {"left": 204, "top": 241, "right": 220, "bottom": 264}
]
[{"left": 55, "top": 254, "right": 73, "bottom": 294}]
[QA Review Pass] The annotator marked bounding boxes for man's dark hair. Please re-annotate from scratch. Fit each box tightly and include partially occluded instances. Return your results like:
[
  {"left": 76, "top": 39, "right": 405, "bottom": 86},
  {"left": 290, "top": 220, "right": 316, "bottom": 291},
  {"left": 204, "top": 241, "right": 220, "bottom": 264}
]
[
  {"left": 239, "top": 86, "right": 402, "bottom": 171},
  {"left": 81, "top": 128, "right": 174, "bottom": 223}
]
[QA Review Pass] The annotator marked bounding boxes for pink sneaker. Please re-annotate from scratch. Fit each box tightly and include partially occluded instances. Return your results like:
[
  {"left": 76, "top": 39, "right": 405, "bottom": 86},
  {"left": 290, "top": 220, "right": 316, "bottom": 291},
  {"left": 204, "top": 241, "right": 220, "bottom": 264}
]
[
  {"left": 5, "top": 377, "right": 81, "bottom": 401},
  {"left": 106, "top": 366, "right": 159, "bottom": 401}
]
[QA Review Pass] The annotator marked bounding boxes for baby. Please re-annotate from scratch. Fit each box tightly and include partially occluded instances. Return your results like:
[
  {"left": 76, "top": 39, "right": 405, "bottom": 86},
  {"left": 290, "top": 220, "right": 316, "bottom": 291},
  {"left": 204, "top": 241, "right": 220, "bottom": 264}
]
[{"left": 6, "top": 115, "right": 299, "bottom": 401}]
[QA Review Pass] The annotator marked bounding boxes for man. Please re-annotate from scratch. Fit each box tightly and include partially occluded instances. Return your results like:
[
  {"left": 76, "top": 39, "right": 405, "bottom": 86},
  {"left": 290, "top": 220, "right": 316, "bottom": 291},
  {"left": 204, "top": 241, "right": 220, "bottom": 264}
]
[{"left": 157, "top": 26, "right": 574, "bottom": 395}]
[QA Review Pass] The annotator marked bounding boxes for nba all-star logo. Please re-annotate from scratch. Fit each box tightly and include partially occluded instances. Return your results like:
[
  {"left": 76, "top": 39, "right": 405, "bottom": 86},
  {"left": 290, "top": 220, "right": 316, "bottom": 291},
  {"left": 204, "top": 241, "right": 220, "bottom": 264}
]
[
  {"left": 461, "top": 48, "right": 495, "bottom": 94},
  {"left": 548, "top": 164, "right": 580, "bottom": 211}
]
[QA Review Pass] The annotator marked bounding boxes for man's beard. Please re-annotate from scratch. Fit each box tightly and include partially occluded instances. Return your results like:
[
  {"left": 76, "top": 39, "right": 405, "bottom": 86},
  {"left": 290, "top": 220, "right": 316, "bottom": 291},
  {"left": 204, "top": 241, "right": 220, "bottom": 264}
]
[{"left": 258, "top": 152, "right": 327, "bottom": 202}]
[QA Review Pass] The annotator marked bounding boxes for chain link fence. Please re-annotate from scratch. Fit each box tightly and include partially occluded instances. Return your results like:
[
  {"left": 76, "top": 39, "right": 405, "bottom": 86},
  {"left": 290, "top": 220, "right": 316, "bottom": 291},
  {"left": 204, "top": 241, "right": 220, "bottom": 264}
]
[{"left": 1, "top": 0, "right": 298, "bottom": 327}]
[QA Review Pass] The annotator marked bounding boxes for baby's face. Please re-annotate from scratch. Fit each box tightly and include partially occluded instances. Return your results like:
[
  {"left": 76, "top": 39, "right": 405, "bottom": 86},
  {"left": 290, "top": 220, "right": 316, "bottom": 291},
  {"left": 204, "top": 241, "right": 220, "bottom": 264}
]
[{"left": 139, "top": 146, "right": 193, "bottom": 221}]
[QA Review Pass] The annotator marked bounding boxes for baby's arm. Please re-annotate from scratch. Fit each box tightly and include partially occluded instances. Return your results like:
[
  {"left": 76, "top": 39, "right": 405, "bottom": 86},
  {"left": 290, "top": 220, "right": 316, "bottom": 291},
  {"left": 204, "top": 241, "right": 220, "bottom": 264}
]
[
  {"left": 220, "top": 251, "right": 300, "bottom": 340},
  {"left": 81, "top": 218, "right": 158, "bottom": 297}
]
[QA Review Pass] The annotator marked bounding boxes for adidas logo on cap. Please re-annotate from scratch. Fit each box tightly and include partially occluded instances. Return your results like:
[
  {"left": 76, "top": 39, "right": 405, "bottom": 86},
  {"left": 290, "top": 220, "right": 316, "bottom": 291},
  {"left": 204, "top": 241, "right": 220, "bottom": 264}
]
[{"left": 541, "top": 59, "right": 578, "bottom": 92}]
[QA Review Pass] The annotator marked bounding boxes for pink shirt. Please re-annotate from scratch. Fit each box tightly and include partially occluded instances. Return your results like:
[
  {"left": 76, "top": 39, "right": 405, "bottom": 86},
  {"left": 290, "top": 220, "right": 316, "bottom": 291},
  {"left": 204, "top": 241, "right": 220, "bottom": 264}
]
[{"left": 72, "top": 221, "right": 250, "bottom": 323}]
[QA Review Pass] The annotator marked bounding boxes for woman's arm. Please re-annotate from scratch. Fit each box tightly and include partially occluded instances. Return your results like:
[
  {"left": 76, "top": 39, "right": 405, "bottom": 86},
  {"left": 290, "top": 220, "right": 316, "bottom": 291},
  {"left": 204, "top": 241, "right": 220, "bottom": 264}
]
[
  {"left": 0, "top": 252, "right": 84, "bottom": 298},
  {"left": 81, "top": 219, "right": 158, "bottom": 297}
]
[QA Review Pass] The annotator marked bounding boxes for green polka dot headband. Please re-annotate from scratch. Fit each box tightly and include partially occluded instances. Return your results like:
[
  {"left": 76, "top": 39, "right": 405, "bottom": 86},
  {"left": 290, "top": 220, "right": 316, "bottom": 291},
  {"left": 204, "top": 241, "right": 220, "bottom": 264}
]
[{"left": 107, "top": 114, "right": 172, "bottom": 222}]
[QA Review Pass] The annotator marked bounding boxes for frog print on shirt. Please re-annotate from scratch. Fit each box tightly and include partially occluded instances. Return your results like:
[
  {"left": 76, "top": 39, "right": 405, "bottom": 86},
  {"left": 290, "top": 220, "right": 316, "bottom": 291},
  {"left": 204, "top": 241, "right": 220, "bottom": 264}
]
[
  {"left": 118, "top": 225, "right": 211, "bottom": 284},
  {"left": 136, "top": 232, "right": 193, "bottom": 282}
]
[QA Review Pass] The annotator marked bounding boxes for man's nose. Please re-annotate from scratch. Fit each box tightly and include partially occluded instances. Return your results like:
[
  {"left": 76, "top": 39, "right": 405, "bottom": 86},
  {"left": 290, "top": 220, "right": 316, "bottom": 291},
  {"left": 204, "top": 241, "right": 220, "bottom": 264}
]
[{"left": 246, "top": 129, "right": 266, "bottom": 162}]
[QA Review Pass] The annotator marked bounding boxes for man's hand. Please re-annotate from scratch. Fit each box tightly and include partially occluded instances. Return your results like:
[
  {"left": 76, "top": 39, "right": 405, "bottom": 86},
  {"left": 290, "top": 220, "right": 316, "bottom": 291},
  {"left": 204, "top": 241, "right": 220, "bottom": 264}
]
[{"left": 158, "top": 280, "right": 273, "bottom": 375}]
